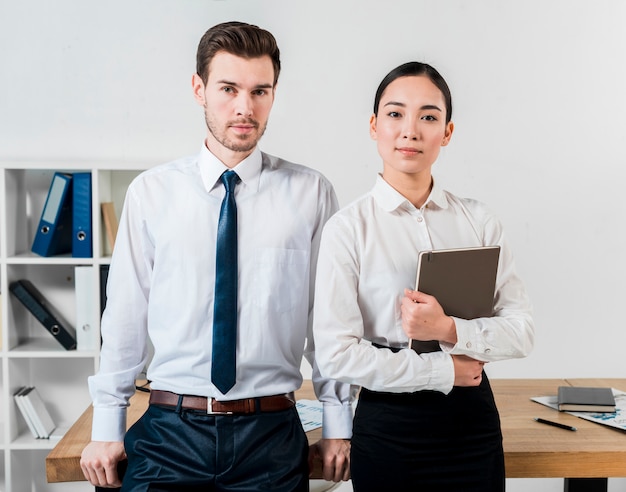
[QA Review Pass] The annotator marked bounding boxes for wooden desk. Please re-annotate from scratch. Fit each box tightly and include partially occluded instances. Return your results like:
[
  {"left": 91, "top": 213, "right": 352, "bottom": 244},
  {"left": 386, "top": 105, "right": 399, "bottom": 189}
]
[
  {"left": 493, "top": 378, "right": 626, "bottom": 492},
  {"left": 47, "top": 378, "right": 626, "bottom": 491}
]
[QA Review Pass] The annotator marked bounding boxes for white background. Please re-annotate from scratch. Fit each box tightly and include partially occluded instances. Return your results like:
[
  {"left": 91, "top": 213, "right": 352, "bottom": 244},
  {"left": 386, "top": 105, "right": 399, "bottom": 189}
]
[{"left": 2, "top": 1, "right": 626, "bottom": 490}]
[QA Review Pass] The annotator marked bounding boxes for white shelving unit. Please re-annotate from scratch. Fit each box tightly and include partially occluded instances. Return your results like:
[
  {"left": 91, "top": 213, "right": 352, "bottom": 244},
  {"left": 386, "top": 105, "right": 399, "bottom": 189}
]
[{"left": 0, "top": 162, "right": 147, "bottom": 491}]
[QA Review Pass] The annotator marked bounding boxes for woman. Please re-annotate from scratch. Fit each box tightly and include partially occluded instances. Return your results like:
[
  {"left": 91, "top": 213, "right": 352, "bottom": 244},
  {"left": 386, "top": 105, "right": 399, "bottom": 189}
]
[{"left": 313, "top": 62, "right": 534, "bottom": 491}]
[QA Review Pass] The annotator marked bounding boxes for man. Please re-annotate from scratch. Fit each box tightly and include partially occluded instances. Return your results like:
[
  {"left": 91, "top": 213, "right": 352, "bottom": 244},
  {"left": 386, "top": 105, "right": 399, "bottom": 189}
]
[{"left": 81, "top": 21, "right": 352, "bottom": 491}]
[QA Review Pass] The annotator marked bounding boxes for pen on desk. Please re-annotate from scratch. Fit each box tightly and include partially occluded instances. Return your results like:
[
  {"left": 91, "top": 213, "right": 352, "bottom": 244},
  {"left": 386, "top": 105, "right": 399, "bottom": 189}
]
[{"left": 534, "top": 417, "right": 577, "bottom": 432}]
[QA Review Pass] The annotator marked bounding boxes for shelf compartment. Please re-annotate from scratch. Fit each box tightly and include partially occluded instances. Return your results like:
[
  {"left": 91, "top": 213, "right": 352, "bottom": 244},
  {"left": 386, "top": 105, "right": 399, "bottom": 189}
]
[
  {"left": 6, "top": 264, "right": 79, "bottom": 353},
  {"left": 3, "top": 169, "right": 91, "bottom": 259},
  {"left": 97, "top": 169, "right": 142, "bottom": 257},
  {"left": 8, "top": 357, "right": 94, "bottom": 445}
]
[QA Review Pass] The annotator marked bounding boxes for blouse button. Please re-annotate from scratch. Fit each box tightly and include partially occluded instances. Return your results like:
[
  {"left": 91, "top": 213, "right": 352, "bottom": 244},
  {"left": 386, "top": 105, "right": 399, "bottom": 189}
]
[
  {"left": 416, "top": 216, "right": 423, "bottom": 222},
  {"left": 465, "top": 342, "right": 472, "bottom": 349}
]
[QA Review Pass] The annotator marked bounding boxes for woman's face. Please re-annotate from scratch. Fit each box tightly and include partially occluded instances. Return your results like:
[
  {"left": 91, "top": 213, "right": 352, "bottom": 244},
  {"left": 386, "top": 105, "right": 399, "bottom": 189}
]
[{"left": 370, "top": 75, "right": 453, "bottom": 178}]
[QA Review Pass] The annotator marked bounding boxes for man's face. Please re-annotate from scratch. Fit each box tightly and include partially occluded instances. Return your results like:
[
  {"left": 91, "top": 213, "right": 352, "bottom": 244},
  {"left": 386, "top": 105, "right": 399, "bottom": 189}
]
[{"left": 192, "top": 51, "right": 275, "bottom": 166}]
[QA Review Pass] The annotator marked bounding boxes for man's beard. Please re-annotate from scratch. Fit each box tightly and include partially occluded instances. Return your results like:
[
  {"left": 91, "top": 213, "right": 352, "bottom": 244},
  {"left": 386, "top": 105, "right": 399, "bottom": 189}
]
[{"left": 205, "top": 111, "right": 267, "bottom": 153}]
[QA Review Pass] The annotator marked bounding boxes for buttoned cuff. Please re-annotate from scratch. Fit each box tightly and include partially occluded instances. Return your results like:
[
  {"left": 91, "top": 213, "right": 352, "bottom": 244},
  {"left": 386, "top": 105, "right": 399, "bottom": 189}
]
[
  {"left": 444, "top": 317, "right": 491, "bottom": 361},
  {"left": 321, "top": 403, "right": 353, "bottom": 439},
  {"left": 91, "top": 406, "right": 127, "bottom": 442},
  {"left": 423, "top": 350, "right": 455, "bottom": 394}
]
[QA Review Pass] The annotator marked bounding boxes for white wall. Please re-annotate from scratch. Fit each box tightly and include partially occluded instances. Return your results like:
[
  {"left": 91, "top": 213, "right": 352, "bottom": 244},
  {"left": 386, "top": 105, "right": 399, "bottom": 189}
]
[{"left": 2, "top": 1, "right": 626, "bottom": 490}]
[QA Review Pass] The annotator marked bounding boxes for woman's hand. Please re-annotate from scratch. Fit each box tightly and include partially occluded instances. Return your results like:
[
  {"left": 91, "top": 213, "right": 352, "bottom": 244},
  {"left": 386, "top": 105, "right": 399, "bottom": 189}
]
[
  {"left": 452, "top": 355, "right": 485, "bottom": 387},
  {"left": 401, "top": 288, "right": 457, "bottom": 344}
]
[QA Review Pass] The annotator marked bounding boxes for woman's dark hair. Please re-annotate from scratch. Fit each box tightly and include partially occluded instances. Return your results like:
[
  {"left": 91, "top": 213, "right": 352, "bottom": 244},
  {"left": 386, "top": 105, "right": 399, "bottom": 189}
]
[
  {"left": 373, "top": 62, "right": 452, "bottom": 123},
  {"left": 196, "top": 21, "right": 281, "bottom": 86}
]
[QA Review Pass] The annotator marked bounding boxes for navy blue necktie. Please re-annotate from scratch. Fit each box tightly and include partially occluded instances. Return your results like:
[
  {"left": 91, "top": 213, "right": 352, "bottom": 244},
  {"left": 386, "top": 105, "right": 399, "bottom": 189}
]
[{"left": 211, "top": 170, "right": 239, "bottom": 394}]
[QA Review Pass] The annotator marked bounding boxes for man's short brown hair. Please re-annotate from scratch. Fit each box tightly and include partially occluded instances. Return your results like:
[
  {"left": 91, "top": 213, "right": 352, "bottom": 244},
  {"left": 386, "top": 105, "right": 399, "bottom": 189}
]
[{"left": 196, "top": 21, "right": 281, "bottom": 86}]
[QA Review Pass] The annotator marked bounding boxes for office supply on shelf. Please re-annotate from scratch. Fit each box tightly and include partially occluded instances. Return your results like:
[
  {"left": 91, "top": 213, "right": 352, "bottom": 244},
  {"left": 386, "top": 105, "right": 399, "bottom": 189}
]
[
  {"left": 9, "top": 279, "right": 77, "bottom": 350},
  {"left": 26, "top": 387, "right": 57, "bottom": 438},
  {"left": 71, "top": 172, "right": 92, "bottom": 257},
  {"left": 534, "top": 417, "right": 577, "bottom": 431},
  {"left": 558, "top": 386, "right": 616, "bottom": 412},
  {"left": 99, "top": 264, "right": 110, "bottom": 316},
  {"left": 74, "top": 266, "right": 98, "bottom": 350},
  {"left": 101, "top": 201, "right": 118, "bottom": 252},
  {"left": 14, "top": 387, "right": 40, "bottom": 438},
  {"left": 32, "top": 172, "right": 73, "bottom": 257},
  {"left": 19, "top": 387, "right": 44, "bottom": 438},
  {"left": 17, "top": 386, "right": 56, "bottom": 438},
  {"left": 410, "top": 246, "right": 500, "bottom": 353}
]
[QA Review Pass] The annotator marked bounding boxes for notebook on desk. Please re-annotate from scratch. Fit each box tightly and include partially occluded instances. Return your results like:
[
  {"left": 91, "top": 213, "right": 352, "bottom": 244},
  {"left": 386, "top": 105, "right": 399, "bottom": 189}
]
[
  {"left": 557, "top": 386, "right": 616, "bottom": 412},
  {"left": 410, "top": 246, "right": 500, "bottom": 353}
]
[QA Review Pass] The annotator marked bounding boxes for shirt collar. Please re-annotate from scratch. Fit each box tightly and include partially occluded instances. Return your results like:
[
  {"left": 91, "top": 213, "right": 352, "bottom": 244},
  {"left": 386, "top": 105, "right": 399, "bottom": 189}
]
[
  {"left": 198, "top": 143, "right": 263, "bottom": 193},
  {"left": 372, "top": 173, "right": 450, "bottom": 212}
]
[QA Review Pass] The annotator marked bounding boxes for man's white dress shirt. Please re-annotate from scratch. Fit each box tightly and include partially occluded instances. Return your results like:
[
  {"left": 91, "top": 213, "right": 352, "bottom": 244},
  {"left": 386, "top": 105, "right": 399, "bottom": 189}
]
[{"left": 89, "top": 145, "right": 354, "bottom": 442}]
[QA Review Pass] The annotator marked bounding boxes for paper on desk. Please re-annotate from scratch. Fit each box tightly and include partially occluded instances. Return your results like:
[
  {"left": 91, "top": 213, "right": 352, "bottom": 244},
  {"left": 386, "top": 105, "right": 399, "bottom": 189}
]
[
  {"left": 296, "top": 399, "right": 323, "bottom": 432},
  {"left": 531, "top": 389, "right": 626, "bottom": 431}
]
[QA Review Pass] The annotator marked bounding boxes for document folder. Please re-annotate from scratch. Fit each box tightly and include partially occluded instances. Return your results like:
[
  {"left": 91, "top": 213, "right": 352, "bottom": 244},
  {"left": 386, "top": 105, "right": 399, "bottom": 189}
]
[
  {"left": 410, "top": 246, "right": 500, "bottom": 353},
  {"left": 99, "top": 264, "right": 110, "bottom": 316},
  {"left": 25, "top": 387, "right": 57, "bottom": 438},
  {"left": 32, "top": 172, "right": 73, "bottom": 257},
  {"left": 101, "top": 201, "right": 119, "bottom": 253},
  {"left": 14, "top": 387, "right": 40, "bottom": 438},
  {"left": 72, "top": 172, "right": 92, "bottom": 258},
  {"left": 74, "top": 266, "right": 98, "bottom": 350},
  {"left": 17, "top": 386, "right": 56, "bottom": 438},
  {"left": 9, "top": 279, "right": 77, "bottom": 350}
]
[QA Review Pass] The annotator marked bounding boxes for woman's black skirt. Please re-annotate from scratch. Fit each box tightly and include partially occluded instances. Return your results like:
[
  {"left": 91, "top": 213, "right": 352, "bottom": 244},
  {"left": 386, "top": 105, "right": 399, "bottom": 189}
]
[{"left": 351, "top": 372, "right": 504, "bottom": 492}]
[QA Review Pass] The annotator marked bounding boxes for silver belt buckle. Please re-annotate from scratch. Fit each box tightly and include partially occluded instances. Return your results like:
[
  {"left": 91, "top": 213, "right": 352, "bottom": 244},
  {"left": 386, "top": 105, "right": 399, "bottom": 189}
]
[{"left": 207, "top": 398, "right": 232, "bottom": 415}]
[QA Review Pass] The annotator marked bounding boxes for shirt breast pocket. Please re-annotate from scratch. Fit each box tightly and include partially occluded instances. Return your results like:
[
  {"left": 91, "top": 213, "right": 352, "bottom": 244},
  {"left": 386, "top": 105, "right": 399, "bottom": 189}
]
[{"left": 252, "top": 248, "right": 309, "bottom": 314}]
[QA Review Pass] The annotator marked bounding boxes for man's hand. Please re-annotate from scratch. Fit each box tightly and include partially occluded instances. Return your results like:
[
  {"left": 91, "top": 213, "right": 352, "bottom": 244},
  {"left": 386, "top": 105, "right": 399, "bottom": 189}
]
[
  {"left": 308, "top": 438, "right": 351, "bottom": 482},
  {"left": 80, "top": 440, "right": 126, "bottom": 488}
]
